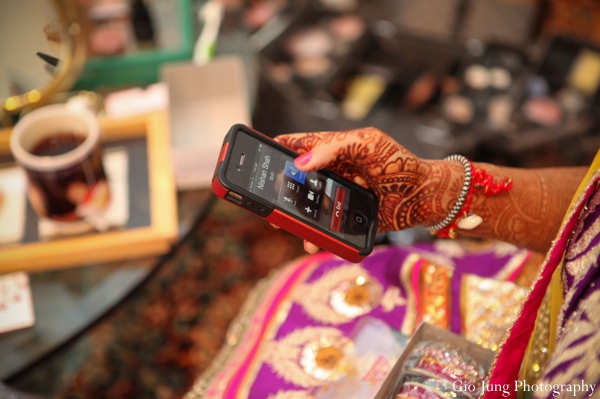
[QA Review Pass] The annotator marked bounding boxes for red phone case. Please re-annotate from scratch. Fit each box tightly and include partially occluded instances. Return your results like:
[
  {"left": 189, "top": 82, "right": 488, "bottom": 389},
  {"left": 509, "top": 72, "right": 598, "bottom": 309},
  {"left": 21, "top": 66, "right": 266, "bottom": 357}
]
[{"left": 211, "top": 126, "right": 375, "bottom": 263}]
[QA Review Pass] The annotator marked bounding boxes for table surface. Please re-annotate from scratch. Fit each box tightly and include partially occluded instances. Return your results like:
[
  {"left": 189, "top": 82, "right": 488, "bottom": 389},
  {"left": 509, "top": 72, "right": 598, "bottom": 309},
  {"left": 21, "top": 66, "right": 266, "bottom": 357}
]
[{"left": 0, "top": 189, "right": 214, "bottom": 381}]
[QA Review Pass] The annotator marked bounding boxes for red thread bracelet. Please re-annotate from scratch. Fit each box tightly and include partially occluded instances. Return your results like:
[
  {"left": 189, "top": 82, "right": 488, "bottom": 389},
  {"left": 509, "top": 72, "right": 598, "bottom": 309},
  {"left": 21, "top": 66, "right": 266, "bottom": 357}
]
[{"left": 436, "top": 162, "right": 512, "bottom": 239}]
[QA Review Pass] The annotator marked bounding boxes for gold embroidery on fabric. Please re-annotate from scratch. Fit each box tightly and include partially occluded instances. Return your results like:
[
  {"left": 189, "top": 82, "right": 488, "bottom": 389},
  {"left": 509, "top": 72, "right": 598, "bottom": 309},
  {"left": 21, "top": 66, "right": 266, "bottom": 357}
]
[
  {"left": 415, "top": 249, "right": 456, "bottom": 270},
  {"left": 344, "top": 285, "right": 370, "bottom": 306},
  {"left": 461, "top": 274, "right": 528, "bottom": 351},
  {"left": 433, "top": 240, "right": 467, "bottom": 258},
  {"left": 185, "top": 258, "right": 323, "bottom": 399},
  {"left": 488, "top": 241, "right": 521, "bottom": 257},
  {"left": 485, "top": 173, "right": 600, "bottom": 390},
  {"left": 535, "top": 290, "right": 600, "bottom": 398},
  {"left": 557, "top": 175, "right": 600, "bottom": 335},
  {"left": 566, "top": 218, "right": 600, "bottom": 262},
  {"left": 400, "top": 254, "right": 421, "bottom": 335},
  {"left": 420, "top": 263, "right": 452, "bottom": 329},
  {"left": 381, "top": 286, "right": 406, "bottom": 312},
  {"left": 291, "top": 265, "right": 383, "bottom": 324},
  {"left": 240, "top": 278, "right": 312, "bottom": 398},
  {"left": 433, "top": 239, "right": 519, "bottom": 259},
  {"left": 262, "top": 327, "right": 353, "bottom": 387},
  {"left": 301, "top": 338, "right": 352, "bottom": 381},
  {"left": 565, "top": 236, "right": 600, "bottom": 287},
  {"left": 514, "top": 253, "right": 545, "bottom": 288},
  {"left": 492, "top": 250, "right": 530, "bottom": 281},
  {"left": 267, "top": 390, "right": 315, "bottom": 399},
  {"left": 522, "top": 291, "right": 552, "bottom": 383},
  {"left": 562, "top": 241, "right": 600, "bottom": 327},
  {"left": 565, "top": 185, "right": 600, "bottom": 263}
]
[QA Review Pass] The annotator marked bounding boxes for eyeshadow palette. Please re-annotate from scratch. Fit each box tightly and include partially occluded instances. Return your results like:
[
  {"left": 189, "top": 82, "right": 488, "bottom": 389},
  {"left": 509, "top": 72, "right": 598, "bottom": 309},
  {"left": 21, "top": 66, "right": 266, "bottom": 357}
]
[{"left": 440, "top": 44, "right": 528, "bottom": 130}]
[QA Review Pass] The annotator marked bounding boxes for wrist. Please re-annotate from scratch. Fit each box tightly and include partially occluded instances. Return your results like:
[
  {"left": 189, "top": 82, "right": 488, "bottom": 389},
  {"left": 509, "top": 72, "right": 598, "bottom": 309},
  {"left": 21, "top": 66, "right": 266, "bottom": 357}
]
[{"left": 413, "top": 158, "right": 466, "bottom": 228}]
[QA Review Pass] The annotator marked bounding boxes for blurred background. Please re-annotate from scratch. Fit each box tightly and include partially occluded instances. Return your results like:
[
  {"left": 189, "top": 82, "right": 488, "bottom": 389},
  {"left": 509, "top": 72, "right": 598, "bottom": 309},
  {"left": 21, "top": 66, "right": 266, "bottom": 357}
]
[{"left": 0, "top": 0, "right": 599, "bottom": 397}]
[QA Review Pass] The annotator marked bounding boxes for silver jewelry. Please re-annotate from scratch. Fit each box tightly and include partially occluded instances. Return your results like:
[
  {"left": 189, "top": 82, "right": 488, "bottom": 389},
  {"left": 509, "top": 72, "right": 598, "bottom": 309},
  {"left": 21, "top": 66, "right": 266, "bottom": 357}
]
[{"left": 425, "top": 155, "right": 472, "bottom": 233}]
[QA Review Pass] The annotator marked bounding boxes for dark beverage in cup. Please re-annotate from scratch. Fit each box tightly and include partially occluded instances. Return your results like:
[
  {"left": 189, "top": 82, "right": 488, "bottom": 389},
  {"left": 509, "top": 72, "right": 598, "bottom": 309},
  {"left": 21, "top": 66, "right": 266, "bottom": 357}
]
[
  {"left": 10, "top": 105, "right": 110, "bottom": 222},
  {"left": 30, "top": 132, "right": 85, "bottom": 157}
]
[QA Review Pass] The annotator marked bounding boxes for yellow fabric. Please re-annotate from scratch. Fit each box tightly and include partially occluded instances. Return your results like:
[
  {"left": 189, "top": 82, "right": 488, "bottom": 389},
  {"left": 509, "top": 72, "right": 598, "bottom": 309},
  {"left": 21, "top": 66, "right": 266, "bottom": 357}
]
[
  {"left": 571, "top": 150, "right": 600, "bottom": 208},
  {"left": 548, "top": 267, "right": 562, "bottom": 354},
  {"left": 522, "top": 149, "right": 600, "bottom": 382}
]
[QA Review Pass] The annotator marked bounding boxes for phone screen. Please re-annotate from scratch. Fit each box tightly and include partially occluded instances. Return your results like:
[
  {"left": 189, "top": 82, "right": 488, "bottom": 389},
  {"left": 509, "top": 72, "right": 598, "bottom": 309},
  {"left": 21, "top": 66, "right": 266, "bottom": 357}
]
[{"left": 226, "top": 131, "right": 372, "bottom": 248}]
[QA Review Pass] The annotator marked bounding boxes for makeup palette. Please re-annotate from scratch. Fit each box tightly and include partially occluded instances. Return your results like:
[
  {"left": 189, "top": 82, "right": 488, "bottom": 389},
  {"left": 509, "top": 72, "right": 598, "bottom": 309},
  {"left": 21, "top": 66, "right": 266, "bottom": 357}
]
[
  {"left": 260, "top": 1, "right": 372, "bottom": 98},
  {"left": 439, "top": 44, "right": 527, "bottom": 129},
  {"left": 516, "top": 36, "right": 600, "bottom": 129}
]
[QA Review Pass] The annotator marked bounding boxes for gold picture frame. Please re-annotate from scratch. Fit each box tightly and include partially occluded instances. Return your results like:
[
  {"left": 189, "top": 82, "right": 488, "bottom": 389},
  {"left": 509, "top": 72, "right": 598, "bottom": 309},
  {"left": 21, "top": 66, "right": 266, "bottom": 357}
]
[
  {"left": 0, "top": 111, "right": 177, "bottom": 273},
  {"left": 1, "top": 0, "right": 88, "bottom": 118}
]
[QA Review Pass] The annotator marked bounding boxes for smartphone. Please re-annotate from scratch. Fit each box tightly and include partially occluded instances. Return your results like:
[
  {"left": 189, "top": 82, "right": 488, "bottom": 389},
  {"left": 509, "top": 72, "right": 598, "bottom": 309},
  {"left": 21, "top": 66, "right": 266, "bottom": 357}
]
[{"left": 212, "top": 124, "right": 378, "bottom": 263}]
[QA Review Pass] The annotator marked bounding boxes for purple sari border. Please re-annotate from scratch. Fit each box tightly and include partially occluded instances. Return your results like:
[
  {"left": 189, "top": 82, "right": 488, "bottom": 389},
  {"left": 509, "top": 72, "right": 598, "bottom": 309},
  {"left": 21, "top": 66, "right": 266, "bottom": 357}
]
[
  {"left": 223, "top": 251, "right": 334, "bottom": 398},
  {"left": 451, "top": 271, "right": 463, "bottom": 334},
  {"left": 506, "top": 252, "right": 532, "bottom": 282},
  {"left": 412, "top": 259, "right": 424, "bottom": 330},
  {"left": 485, "top": 177, "right": 600, "bottom": 399}
]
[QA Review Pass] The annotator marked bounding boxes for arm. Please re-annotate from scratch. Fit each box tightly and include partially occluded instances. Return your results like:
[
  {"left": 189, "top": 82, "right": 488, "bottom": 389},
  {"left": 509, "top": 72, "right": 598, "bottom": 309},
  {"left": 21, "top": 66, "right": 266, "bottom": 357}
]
[
  {"left": 429, "top": 160, "right": 585, "bottom": 253},
  {"left": 276, "top": 127, "right": 586, "bottom": 254}
]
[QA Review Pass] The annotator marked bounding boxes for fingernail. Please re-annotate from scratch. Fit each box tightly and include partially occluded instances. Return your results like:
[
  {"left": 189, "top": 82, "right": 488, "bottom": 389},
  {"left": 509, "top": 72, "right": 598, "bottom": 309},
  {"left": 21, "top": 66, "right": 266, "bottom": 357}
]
[
  {"left": 303, "top": 241, "right": 308, "bottom": 251},
  {"left": 295, "top": 152, "right": 312, "bottom": 166}
]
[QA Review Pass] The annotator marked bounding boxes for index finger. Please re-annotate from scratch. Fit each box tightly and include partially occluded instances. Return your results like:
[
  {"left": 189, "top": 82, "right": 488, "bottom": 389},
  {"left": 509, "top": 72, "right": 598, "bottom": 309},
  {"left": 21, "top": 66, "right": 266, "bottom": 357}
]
[{"left": 274, "top": 132, "right": 331, "bottom": 154}]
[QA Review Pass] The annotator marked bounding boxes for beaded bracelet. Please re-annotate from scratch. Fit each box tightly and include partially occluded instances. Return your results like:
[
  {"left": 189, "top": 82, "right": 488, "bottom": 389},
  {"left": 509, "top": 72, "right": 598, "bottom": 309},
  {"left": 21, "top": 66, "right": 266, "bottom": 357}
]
[
  {"left": 426, "top": 155, "right": 513, "bottom": 239},
  {"left": 414, "top": 346, "right": 484, "bottom": 380},
  {"left": 403, "top": 378, "right": 478, "bottom": 399},
  {"left": 415, "top": 355, "right": 478, "bottom": 384},
  {"left": 424, "top": 155, "right": 472, "bottom": 233},
  {"left": 401, "top": 381, "right": 451, "bottom": 399}
]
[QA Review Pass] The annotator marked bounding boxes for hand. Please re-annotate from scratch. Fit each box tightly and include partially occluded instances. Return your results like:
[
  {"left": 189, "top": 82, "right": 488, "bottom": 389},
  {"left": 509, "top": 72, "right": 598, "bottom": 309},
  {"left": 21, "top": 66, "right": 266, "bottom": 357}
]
[{"left": 275, "top": 127, "right": 464, "bottom": 253}]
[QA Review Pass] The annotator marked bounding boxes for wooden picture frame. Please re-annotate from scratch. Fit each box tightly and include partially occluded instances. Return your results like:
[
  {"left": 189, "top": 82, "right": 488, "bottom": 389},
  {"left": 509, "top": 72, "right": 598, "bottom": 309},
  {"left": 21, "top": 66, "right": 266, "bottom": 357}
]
[{"left": 0, "top": 112, "right": 178, "bottom": 273}]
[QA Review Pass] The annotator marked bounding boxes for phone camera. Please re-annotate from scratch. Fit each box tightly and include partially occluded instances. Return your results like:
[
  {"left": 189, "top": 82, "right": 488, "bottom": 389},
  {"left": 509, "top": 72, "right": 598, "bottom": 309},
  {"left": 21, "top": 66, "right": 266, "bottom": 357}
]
[{"left": 353, "top": 214, "right": 367, "bottom": 226}]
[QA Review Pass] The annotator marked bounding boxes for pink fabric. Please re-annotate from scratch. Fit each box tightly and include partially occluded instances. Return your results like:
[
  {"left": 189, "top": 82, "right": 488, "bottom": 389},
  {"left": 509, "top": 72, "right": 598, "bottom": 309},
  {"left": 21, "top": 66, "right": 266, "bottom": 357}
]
[
  {"left": 223, "top": 252, "right": 331, "bottom": 398},
  {"left": 198, "top": 242, "right": 539, "bottom": 398},
  {"left": 412, "top": 260, "right": 424, "bottom": 326},
  {"left": 506, "top": 252, "right": 533, "bottom": 283},
  {"left": 483, "top": 180, "right": 598, "bottom": 399}
]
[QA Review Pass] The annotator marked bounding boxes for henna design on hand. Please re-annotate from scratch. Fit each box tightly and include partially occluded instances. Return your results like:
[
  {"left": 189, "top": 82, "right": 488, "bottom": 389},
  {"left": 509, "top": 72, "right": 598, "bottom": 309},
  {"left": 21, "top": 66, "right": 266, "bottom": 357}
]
[
  {"left": 276, "top": 128, "right": 463, "bottom": 232},
  {"left": 276, "top": 128, "right": 586, "bottom": 253}
]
